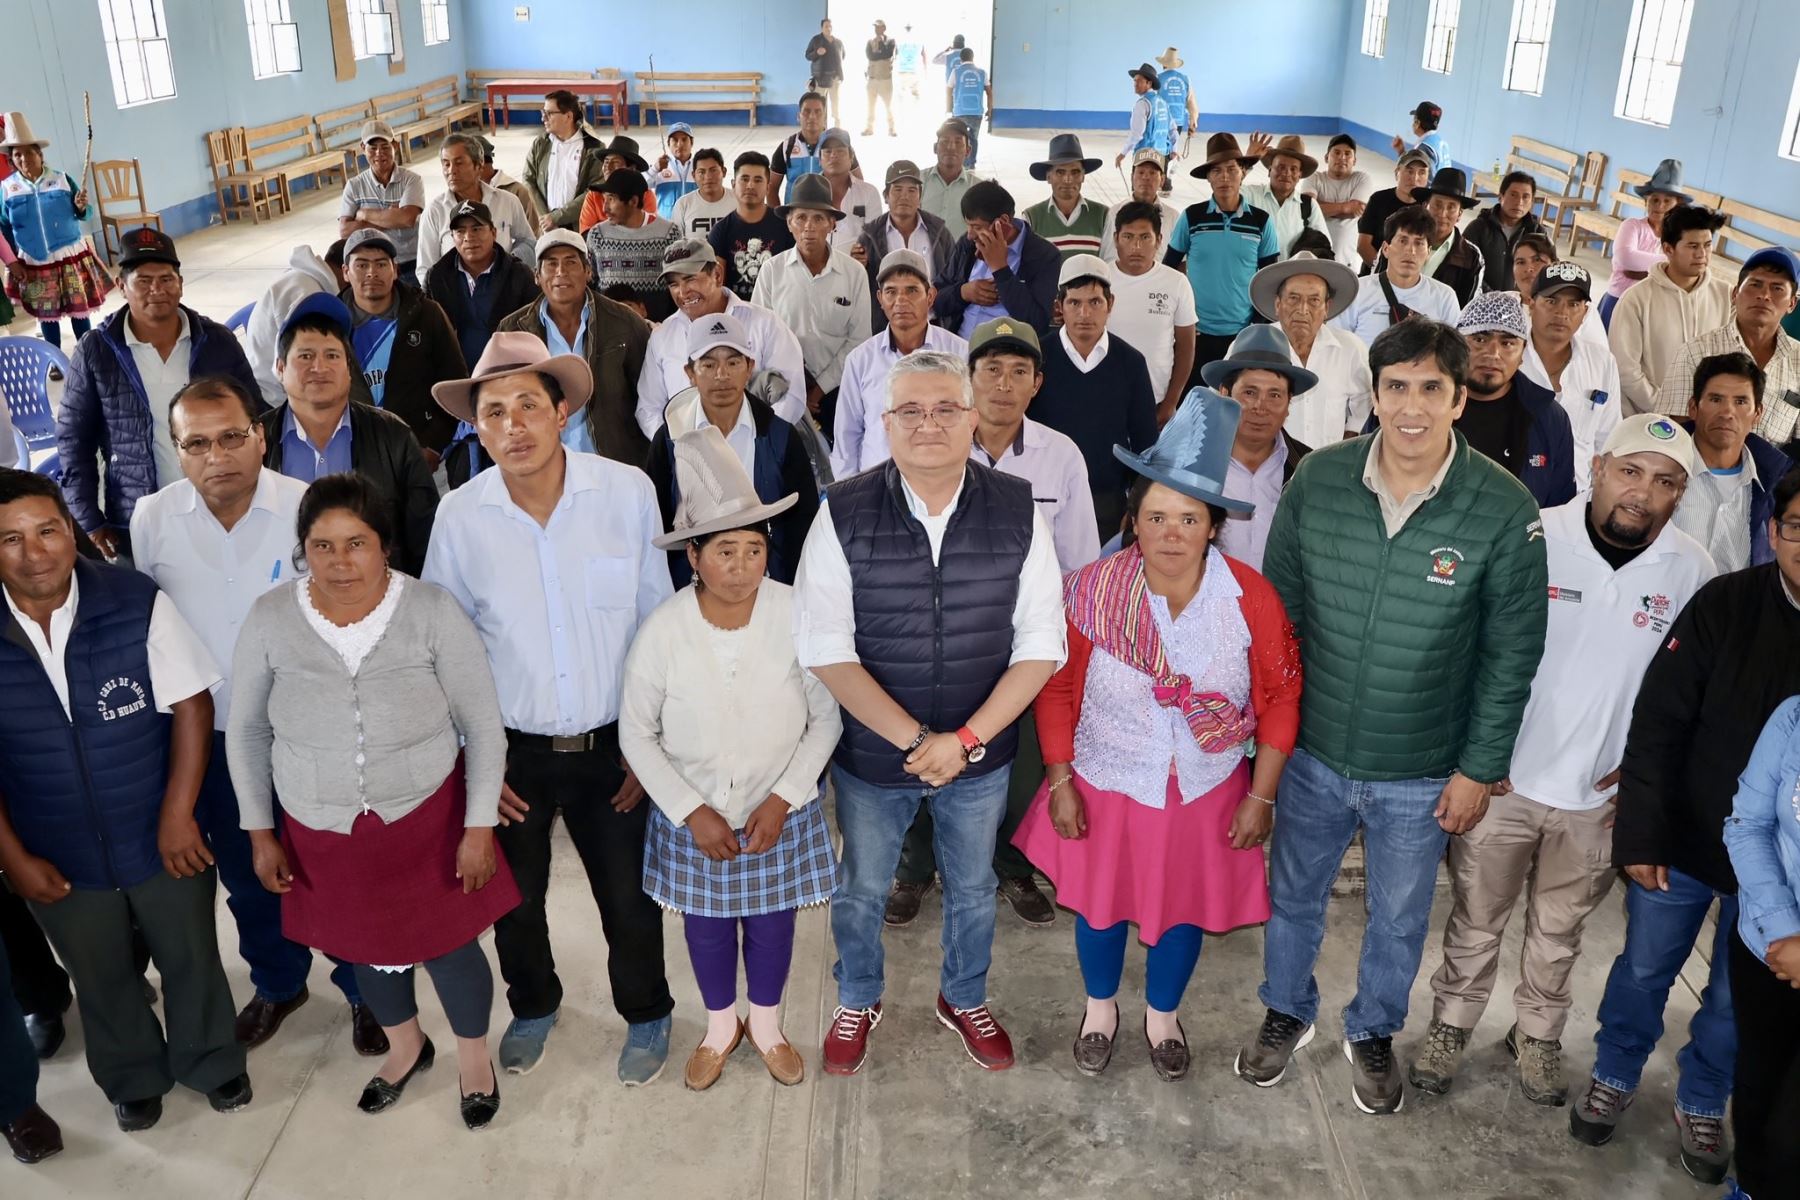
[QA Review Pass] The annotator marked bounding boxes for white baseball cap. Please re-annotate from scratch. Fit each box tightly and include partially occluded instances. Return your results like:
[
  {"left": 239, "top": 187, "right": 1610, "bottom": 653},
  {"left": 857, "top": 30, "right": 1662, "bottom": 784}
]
[{"left": 1601, "top": 413, "right": 1697, "bottom": 478}]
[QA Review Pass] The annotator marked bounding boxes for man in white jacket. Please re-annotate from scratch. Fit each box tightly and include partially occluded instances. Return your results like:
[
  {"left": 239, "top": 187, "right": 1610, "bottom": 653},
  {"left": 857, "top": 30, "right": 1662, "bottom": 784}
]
[
  {"left": 1608, "top": 204, "right": 1733, "bottom": 416},
  {"left": 242, "top": 244, "right": 344, "bottom": 407}
]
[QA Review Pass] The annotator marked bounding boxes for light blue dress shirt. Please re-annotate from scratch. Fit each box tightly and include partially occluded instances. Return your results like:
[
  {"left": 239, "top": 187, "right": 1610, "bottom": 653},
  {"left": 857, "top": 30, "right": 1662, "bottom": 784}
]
[
  {"left": 278, "top": 404, "right": 354, "bottom": 483},
  {"left": 539, "top": 299, "right": 597, "bottom": 454},
  {"left": 422, "top": 449, "right": 674, "bottom": 734}
]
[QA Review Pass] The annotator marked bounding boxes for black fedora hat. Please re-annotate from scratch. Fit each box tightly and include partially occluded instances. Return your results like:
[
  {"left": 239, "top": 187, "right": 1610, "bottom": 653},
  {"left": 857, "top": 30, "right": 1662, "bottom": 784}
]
[
  {"left": 1030, "top": 134, "right": 1102, "bottom": 181},
  {"left": 1423, "top": 167, "right": 1479, "bottom": 209}
]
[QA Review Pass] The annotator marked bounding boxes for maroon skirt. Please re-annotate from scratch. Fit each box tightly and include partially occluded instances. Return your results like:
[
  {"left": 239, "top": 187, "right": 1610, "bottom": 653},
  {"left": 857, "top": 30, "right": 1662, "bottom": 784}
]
[{"left": 280, "top": 759, "right": 520, "bottom": 964}]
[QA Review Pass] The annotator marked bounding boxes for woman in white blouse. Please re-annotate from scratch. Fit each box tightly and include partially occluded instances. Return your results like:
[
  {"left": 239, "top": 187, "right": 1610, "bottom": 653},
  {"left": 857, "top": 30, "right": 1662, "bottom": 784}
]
[{"left": 621, "top": 427, "right": 840, "bottom": 1092}]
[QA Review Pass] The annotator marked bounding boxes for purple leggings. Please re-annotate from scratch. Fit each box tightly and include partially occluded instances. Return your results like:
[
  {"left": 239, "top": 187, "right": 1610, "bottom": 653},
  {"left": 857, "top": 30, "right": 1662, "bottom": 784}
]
[{"left": 683, "top": 910, "right": 798, "bottom": 1010}]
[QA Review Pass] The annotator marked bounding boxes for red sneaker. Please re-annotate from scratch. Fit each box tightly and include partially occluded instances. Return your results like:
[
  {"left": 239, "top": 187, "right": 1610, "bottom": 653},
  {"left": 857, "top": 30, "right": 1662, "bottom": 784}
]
[
  {"left": 935, "top": 994, "right": 1015, "bottom": 1070},
  {"left": 822, "top": 1003, "right": 883, "bottom": 1076}
]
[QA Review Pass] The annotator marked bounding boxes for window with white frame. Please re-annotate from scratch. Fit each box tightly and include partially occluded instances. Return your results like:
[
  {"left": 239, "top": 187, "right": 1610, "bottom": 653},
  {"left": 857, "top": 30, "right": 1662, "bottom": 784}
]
[
  {"left": 1615, "top": 0, "right": 1695, "bottom": 127},
  {"left": 1422, "top": 0, "right": 1462, "bottom": 74},
  {"left": 421, "top": 0, "right": 450, "bottom": 45},
  {"left": 1781, "top": 59, "right": 1800, "bottom": 162},
  {"left": 1361, "top": 0, "right": 1390, "bottom": 58},
  {"left": 245, "top": 0, "right": 301, "bottom": 79},
  {"left": 98, "top": 0, "right": 177, "bottom": 107},
  {"left": 347, "top": 0, "right": 396, "bottom": 59},
  {"left": 1502, "top": 0, "right": 1556, "bottom": 95}
]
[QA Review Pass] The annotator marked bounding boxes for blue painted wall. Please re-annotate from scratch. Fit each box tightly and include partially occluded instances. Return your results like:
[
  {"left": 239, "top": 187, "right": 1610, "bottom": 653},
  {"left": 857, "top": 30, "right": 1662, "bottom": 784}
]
[
  {"left": 990, "top": 0, "right": 1354, "bottom": 129},
  {"left": 1337, "top": 0, "right": 1800, "bottom": 219},
  {"left": 10, "top": 0, "right": 469, "bottom": 238}
]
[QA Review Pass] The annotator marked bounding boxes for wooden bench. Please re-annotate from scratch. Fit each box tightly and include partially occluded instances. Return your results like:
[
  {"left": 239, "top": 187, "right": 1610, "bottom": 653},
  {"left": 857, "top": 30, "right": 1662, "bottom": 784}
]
[
  {"left": 1473, "top": 136, "right": 1593, "bottom": 230},
  {"left": 1716, "top": 198, "right": 1800, "bottom": 274},
  {"left": 204, "top": 128, "right": 285, "bottom": 224},
  {"left": 242, "top": 115, "right": 352, "bottom": 208},
  {"left": 315, "top": 100, "right": 374, "bottom": 172},
  {"left": 420, "top": 74, "right": 483, "bottom": 134},
  {"left": 634, "top": 71, "right": 763, "bottom": 126},
  {"left": 1568, "top": 168, "right": 1648, "bottom": 257},
  {"left": 369, "top": 85, "right": 444, "bottom": 162}
]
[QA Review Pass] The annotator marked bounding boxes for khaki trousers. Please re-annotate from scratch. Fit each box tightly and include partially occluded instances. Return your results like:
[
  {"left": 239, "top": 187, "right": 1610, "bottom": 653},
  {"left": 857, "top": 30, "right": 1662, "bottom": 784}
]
[
  {"left": 1430, "top": 789, "right": 1617, "bottom": 1040},
  {"left": 865, "top": 77, "right": 895, "bottom": 132}
]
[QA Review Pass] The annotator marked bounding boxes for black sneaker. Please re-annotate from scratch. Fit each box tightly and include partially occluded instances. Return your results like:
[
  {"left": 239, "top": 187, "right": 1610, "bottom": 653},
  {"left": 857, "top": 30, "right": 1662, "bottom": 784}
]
[
  {"left": 1569, "top": 1078, "right": 1633, "bottom": 1146},
  {"left": 883, "top": 879, "right": 933, "bottom": 927},
  {"left": 997, "top": 876, "right": 1055, "bottom": 926},
  {"left": 1343, "top": 1036, "right": 1403, "bottom": 1115},
  {"left": 1234, "top": 1008, "right": 1315, "bottom": 1087}
]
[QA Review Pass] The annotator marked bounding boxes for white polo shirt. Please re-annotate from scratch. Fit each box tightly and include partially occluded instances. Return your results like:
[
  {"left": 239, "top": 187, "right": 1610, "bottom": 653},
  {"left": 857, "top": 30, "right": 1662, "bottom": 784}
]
[
  {"left": 1333, "top": 273, "right": 1461, "bottom": 346},
  {"left": 129, "top": 468, "right": 310, "bottom": 729},
  {"left": 124, "top": 310, "right": 193, "bottom": 491},
  {"left": 1506, "top": 501, "right": 1716, "bottom": 811},
  {"left": 1283, "top": 323, "right": 1373, "bottom": 448},
  {"left": 1522, "top": 336, "right": 1623, "bottom": 490},
  {"left": 829, "top": 178, "right": 886, "bottom": 251}
]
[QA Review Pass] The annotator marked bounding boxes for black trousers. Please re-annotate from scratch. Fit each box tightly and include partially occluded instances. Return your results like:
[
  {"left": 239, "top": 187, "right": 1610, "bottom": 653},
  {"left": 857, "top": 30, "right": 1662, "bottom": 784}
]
[
  {"left": 494, "top": 725, "right": 672, "bottom": 1025},
  {"left": 29, "top": 868, "right": 244, "bottom": 1104},
  {"left": 1729, "top": 930, "right": 1800, "bottom": 1197},
  {"left": 0, "top": 931, "right": 38, "bottom": 1125},
  {"left": 897, "top": 714, "right": 1041, "bottom": 885},
  {"left": 0, "top": 882, "right": 69, "bottom": 1018}
]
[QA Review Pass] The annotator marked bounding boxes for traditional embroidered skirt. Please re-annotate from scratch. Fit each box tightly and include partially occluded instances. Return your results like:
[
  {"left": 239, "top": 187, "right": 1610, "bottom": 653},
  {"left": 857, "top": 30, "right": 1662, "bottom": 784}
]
[
  {"left": 1013, "top": 760, "right": 1270, "bottom": 942},
  {"left": 5, "top": 242, "right": 112, "bottom": 320},
  {"left": 279, "top": 760, "right": 521, "bottom": 964},
  {"left": 643, "top": 800, "right": 838, "bottom": 918}
]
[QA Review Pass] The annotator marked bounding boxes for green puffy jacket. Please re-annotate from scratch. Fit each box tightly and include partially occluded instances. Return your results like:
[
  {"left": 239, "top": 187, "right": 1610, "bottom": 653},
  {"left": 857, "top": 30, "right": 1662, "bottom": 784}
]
[{"left": 1263, "top": 433, "right": 1548, "bottom": 784}]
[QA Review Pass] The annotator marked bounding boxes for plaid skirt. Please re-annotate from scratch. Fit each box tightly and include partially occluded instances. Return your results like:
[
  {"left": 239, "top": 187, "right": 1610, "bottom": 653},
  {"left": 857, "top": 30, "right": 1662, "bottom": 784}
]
[
  {"left": 6, "top": 244, "right": 112, "bottom": 320},
  {"left": 643, "top": 799, "right": 839, "bottom": 918}
]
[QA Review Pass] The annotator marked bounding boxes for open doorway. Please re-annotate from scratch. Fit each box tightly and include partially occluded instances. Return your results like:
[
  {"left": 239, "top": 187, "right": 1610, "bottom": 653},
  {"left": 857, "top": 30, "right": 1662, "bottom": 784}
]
[{"left": 822, "top": 3, "right": 992, "bottom": 147}]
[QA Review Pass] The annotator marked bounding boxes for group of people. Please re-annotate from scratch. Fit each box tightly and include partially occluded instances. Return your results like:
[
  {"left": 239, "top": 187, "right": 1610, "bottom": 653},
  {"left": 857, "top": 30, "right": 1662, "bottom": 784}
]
[{"left": 1, "top": 79, "right": 1800, "bottom": 1200}]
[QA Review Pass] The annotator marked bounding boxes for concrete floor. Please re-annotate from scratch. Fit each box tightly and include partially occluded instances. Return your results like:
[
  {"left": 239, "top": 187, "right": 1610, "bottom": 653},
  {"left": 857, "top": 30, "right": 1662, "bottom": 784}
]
[{"left": 9, "top": 123, "right": 1676, "bottom": 1198}]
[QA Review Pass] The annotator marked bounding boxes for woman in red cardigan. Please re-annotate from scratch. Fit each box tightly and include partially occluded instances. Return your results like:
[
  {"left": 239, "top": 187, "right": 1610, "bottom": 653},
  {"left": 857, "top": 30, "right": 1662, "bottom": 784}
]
[{"left": 1014, "top": 391, "right": 1302, "bottom": 1082}]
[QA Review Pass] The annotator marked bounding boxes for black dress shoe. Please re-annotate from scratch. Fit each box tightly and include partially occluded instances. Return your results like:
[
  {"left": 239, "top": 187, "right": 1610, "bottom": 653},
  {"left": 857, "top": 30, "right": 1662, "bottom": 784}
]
[
  {"left": 115, "top": 1096, "right": 163, "bottom": 1132},
  {"left": 2, "top": 1104, "right": 63, "bottom": 1164},
  {"left": 460, "top": 1062, "right": 500, "bottom": 1131},
  {"left": 350, "top": 1003, "right": 390, "bottom": 1056},
  {"left": 207, "top": 1072, "right": 254, "bottom": 1113},
  {"left": 998, "top": 875, "right": 1057, "bottom": 926},
  {"left": 24, "top": 1011, "right": 65, "bottom": 1060},
  {"left": 236, "top": 987, "right": 310, "bottom": 1049},
  {"left": 883, "top": 879, "right": 934, "bottom": 927},
  {"left": 358, "top": 1037, "right": 435, "bottom": 1114}
]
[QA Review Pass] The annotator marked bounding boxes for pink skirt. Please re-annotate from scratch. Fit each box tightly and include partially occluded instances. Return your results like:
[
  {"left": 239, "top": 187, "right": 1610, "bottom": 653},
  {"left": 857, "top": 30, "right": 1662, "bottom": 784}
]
[{"left": 1012, "top": 759, "right": 1270, "bottom": 943}]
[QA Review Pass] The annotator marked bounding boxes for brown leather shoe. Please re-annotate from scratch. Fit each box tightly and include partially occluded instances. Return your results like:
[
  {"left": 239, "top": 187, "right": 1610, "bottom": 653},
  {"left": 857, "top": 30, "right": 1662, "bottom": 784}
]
[
  {"left": 2, "top": 1105, "right": 62, "bottom": 1164},
  {"left": 235, "top": 987, "right": 310, "bottom": 1049},
  {"left": 746, "top": 1027, "right": 806, "bottom": 1086},
  {"left": 350, "top": 1003, "right": 390, "bottom": 1057},
  {"left": 683, "top": 1021, "right": 743, "bottom": 1091}
]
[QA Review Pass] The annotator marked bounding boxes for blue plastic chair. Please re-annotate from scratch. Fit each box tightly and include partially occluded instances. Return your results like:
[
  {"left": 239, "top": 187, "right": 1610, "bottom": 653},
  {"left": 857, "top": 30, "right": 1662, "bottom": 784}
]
[
  {"left": 226, "top": 302, "right": 256, "bottom": 334},
  {"left": 0, "top": 336, "right": 71, "bottom": 461}
]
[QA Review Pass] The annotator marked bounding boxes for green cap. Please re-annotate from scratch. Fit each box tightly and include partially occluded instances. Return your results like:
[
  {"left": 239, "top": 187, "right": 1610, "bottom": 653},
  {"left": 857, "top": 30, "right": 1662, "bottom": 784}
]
[{"left": 968, "top": 317, "right": 1041, "bottom": 363}]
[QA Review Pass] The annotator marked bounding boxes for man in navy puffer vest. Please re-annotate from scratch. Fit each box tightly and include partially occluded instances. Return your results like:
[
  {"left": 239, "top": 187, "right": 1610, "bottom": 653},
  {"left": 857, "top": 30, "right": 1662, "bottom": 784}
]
[
  {"left": 793, "top": 349, "right": 1066, "bottom": 1076},
  {"left": 0, "top": 469, "right": 250, "bottom": 1132}
]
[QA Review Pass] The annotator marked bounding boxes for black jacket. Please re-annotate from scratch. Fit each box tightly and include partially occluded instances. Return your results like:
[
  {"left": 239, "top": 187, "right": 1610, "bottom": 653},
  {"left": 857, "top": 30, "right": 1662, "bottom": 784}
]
[
  {"left": 1615, "top": 564, "right": 1800, "bottom": 892},
  {"left": 931, "top": 221, "right": 1063, "bottom": 337},
  {"left": 260, "top": 401, "right": 440, "bottom": 577},
  {"left": 1280, "top": 430, "right": 1313, "bottom": 482},
  {"left": 1463, "top": 205, "right": 1544, "bottom": 293},
  {"left": 338, "top": 282, "right": 469, "bottom": 454},
  {"left": 422, "top": 249, "right": 541, "bottom": 367}
]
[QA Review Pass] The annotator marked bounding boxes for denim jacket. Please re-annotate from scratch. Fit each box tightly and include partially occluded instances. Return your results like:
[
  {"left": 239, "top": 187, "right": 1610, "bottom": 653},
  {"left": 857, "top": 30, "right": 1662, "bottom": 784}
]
[{"left": 1725, "top": 693, "right": 1800, "bottom": 961}]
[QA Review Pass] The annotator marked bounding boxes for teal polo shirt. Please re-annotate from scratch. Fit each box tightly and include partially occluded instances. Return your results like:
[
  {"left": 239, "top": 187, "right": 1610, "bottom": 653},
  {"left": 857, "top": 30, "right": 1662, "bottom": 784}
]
[{"left": 1166, "top": 198, "right": 1280, "bottom": 335}]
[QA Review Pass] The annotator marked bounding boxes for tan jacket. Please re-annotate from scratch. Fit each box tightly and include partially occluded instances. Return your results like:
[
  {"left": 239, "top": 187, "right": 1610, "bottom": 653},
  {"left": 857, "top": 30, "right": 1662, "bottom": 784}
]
[{"left": 1609, "top": 263, "right": 1734, "bottom": 416}]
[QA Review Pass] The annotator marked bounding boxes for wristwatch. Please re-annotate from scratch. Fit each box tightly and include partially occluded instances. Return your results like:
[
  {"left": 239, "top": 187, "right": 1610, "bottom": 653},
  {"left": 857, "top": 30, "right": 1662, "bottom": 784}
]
[{"left": 955, "top": 726, "right": 987, "bottom": 764}]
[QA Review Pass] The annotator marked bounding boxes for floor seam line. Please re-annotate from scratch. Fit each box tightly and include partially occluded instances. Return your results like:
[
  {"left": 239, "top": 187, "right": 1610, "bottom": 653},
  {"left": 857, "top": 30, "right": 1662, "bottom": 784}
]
[{"left": 238, "top": 1004, "right": 342, "bottom": 1200}]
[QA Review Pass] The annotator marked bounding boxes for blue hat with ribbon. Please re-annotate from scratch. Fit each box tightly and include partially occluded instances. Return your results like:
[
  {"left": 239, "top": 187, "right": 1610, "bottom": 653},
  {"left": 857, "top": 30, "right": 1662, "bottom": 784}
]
[
  {"left": 1113, "top": 390, "right": 1254, "bottom": 515},
  {"left": 1635, "top": 158, "right": 1692, "bottom": 204}
]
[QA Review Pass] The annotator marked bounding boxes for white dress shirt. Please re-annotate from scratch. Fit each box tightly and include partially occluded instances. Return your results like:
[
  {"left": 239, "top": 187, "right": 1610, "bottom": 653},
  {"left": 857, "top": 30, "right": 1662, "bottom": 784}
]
[
  {"left": 1106, "top": 264, "right": 1197, "bottom": 403},
  {"left": 829, "top": 178, "right": 886, "bottom": 250},
  {"left": 546, "top": 132, "right": 584, "bottom": 211},
  {"left": 636, "top": 295, "right": 809, "bottom": 436},
  {"left": 124, "top": 310, "right": 192, "bottom": 490},
  {"left": 1522, "top": 336, "right": 1623, "bottom": 490},
  {"left": 416, "top": 182, "right": 535, "bottom": 275},
  {"left": 792, "top": 472, "right": 1069, "bottom": 671},
  {"left": 883, "top": 217, "right": 936, "bottom": 257},
  {"left": 1672, "top": 454, "right": 1758, "bottom": 573},
  {"left": 1284, "top": 324, "right": 1374, "bottom": 447},
  {"left": 129, "top": 469, "right": 309, "bottom": 729},
  {"left": 750, "top": 247, "right": 872, "bottom": 393},
  {"left": 5, "top": 574, "right": 219, "bottom": 720},
  {"left": 1059, "top": 328, "right": 1110, "bottom": 374},
  {"left": 1218, "top": 437, "right": 1289, "bottom": 572},
  {"left": 830, "top": 325, "right": 970, "bottom": 476},
  {"left": 971, "top": 417, "right": 1102, "bottom": 570},
  {"left": 1333, "top": 273, "right": 1462, "bottom": 345},
  {"left": 1243, "top": 183, "right": 1332, "bottom": 259},
  {"left": 693, "top": 396, "right": 757, "bottom": 478},
  {"left": 422, "top": 451, "right": 675, "bottom": 734}
]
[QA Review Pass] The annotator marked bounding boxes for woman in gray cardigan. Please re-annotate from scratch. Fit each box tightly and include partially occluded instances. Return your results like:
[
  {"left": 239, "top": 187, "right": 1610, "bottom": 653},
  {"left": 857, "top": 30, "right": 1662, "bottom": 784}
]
[{"left": 226, "top": 474, "right": 518, "bottom": 1130}]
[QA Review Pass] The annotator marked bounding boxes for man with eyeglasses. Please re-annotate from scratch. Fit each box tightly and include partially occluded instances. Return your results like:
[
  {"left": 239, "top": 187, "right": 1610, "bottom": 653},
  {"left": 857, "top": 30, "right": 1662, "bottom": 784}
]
[
  {"left": 794, "top": 347, "right": 1065, "bottom": 1076},
  {"left": 1669, "top": 352, "right": 1793, "bottom": 573},
  {"left": 1248, "top": 252, "right": 1370, "bottom": 450},
  {"left": 129, "top": 375, "right": 385, "bottom": 1059},
  {"left": 1588, "top": 406, "right": 1800, "bottom": 1184},
  {"left": 56, "top": 229, "right": 259, "bottom": 562}
]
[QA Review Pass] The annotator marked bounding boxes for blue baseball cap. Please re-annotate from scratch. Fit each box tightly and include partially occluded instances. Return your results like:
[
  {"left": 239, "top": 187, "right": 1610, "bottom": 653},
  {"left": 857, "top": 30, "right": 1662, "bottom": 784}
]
[
  {"left": 1741, "top": 246, "right": 1800, "bottom": 287},
  {"left": 665, "top": 122, "right": 694, "bottom": 138},
  {"left": 279, "top": 292, "right": 353, "bottom": 340}
]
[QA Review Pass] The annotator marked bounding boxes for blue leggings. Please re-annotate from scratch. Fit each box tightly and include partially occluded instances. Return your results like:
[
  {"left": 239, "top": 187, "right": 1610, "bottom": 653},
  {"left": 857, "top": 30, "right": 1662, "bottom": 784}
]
[
  {"left": 39, "top": 317, "right": 91, "bottom": 350},
  {"left": 1074, "top": 916, "right": 1205, "bottom": 1011}
]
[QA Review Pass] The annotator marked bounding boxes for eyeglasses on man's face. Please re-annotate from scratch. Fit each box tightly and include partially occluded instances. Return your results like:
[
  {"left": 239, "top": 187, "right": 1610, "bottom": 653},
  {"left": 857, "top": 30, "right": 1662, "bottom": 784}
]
[
  {"left": 176, "top": 428, "right": 254, "bottom": 456},
  {"left": 887, "top": 403, "right": 969, "bottom": 430}
]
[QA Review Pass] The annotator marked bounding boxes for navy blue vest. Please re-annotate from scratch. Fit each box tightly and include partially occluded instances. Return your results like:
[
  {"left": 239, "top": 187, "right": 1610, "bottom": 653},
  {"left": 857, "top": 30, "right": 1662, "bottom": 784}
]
[
  {"left": 829, "top": 461, "right": 1033, "bottom": 786},
  {"left": 0, "top": 559, "right": 173, "bottom": 890}
]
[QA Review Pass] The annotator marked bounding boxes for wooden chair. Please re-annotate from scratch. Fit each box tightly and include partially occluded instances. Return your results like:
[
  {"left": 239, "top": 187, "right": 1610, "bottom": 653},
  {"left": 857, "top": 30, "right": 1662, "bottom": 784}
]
[
  {"left": 1539, "top": 149, "right": 1607, "bottom": 244},
  {"left": 204, "top": 129, "right": 283, "bottom": 224},
  {"left": 314, "top": 101, "right": 374, "bottom": 174},
  {"left": 634, "top": 71, "right": 764, "bottom": 126},
  {"left": 89, "top": 159, "right": 160, "bottom": 263}
]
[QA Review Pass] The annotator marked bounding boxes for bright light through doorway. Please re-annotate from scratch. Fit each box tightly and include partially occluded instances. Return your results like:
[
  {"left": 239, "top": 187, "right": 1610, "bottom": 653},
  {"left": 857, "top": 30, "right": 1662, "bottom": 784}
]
[{"left": 821, "top": 1, "right": 991, "bottom": 145}]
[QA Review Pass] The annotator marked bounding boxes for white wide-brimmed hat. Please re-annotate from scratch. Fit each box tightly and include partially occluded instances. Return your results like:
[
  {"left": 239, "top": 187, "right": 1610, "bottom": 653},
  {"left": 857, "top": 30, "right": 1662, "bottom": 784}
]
[
  {"left": 653, "top": 426, "right": 797, "bottom": 549},
  {"left": 1, "top": 112, "right": 48, "bottom": 150}
]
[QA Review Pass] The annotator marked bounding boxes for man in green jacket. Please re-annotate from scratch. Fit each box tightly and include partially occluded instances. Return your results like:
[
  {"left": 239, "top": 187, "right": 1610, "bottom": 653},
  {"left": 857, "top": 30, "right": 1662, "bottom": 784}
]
[
  {"left": 1234, "top": 319, "right": 1549, "bottom": 1116},
  {"left": 523, "top": 89, "right": 609, "bottom": 234}
]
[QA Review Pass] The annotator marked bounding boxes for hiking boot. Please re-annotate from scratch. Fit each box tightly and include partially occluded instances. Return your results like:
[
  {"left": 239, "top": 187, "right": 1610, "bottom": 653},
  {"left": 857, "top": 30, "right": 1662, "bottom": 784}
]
[
  {"left": 1505, "top": 1025, "right": 1568, "bottom": 1107},
  {"left": 1569, "top": 1077, "right": 1633, "bottom": 1146},
  {"left": 1344, "top": 1037, "right": 1404, "bottom": 1114},
  {"left": 1234, "top": 1008, "right": 1315, "bottom": 1087},
  {"left": 997, "top": 876, "right": 1056, "bottom": 926},
  {"left": 1673, "top": 1106, "right": 1730, "bottom": 1184},
  {"left": 883, "top": 879, "right": 933, "bottom": 927},
  {"left": 1407, "top": 1018, "right": 1472, "bottom": 1095}
]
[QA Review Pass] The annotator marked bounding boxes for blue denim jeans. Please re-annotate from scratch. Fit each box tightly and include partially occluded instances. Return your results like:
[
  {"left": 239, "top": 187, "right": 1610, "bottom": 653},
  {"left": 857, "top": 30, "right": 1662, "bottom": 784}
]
[
  {"left": 1590, "top": 869, "right": 1736, "bottom": 1118},
  {"left": 195, "top": 733, "right": 359, "bottom": 1005},
  {"left": 830, "top": 763, "right": 1011, "bottom": 1010},
  {"left": 1259, "top": 747, "right": 1451, "bottom": 1041}
]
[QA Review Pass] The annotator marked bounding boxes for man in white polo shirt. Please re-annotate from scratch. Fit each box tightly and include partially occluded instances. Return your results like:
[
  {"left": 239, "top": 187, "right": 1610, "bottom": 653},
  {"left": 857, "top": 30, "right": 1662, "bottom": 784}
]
[
  {"left": 1409, "top": 414, "right": 1715, "bottom": 1107},
  {"left": 1249, "top": 252, "right": 1371, "bottom": 447},
  {"left": 128, "top": 376, "right": 383, "bottom": 1057}
]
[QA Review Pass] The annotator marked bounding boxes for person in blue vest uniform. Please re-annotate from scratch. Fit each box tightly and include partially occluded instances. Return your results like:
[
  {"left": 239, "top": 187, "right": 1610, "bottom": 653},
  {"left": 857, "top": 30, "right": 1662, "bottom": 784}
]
[
  {"left": 0, "top": 469, "right": 251, "bottom": 1133},
  {"left": 647, "top": 313, "right": 821, "bottom": 588},
  {"left": 1116, "top": 63, "right": 1172, "bottom": 170},
  {"left": 647, "top": 123, "right": 699, "bottom": 215},
  {"left": 793, "top": 349, "right": 1066, "bottom": 1077},
  {"left": 1392, "top": 100, "right": 1450, "bottom": 170},
  {"left": 948, "top": 50, "right": 992, "bottom": 168}
]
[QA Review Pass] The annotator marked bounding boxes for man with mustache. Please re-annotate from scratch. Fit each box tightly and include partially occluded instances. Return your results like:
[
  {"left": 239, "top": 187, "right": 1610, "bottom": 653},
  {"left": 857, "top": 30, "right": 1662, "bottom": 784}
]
[{"left": 1451, "top": 291, "right": 1576, "bottom": 508}]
